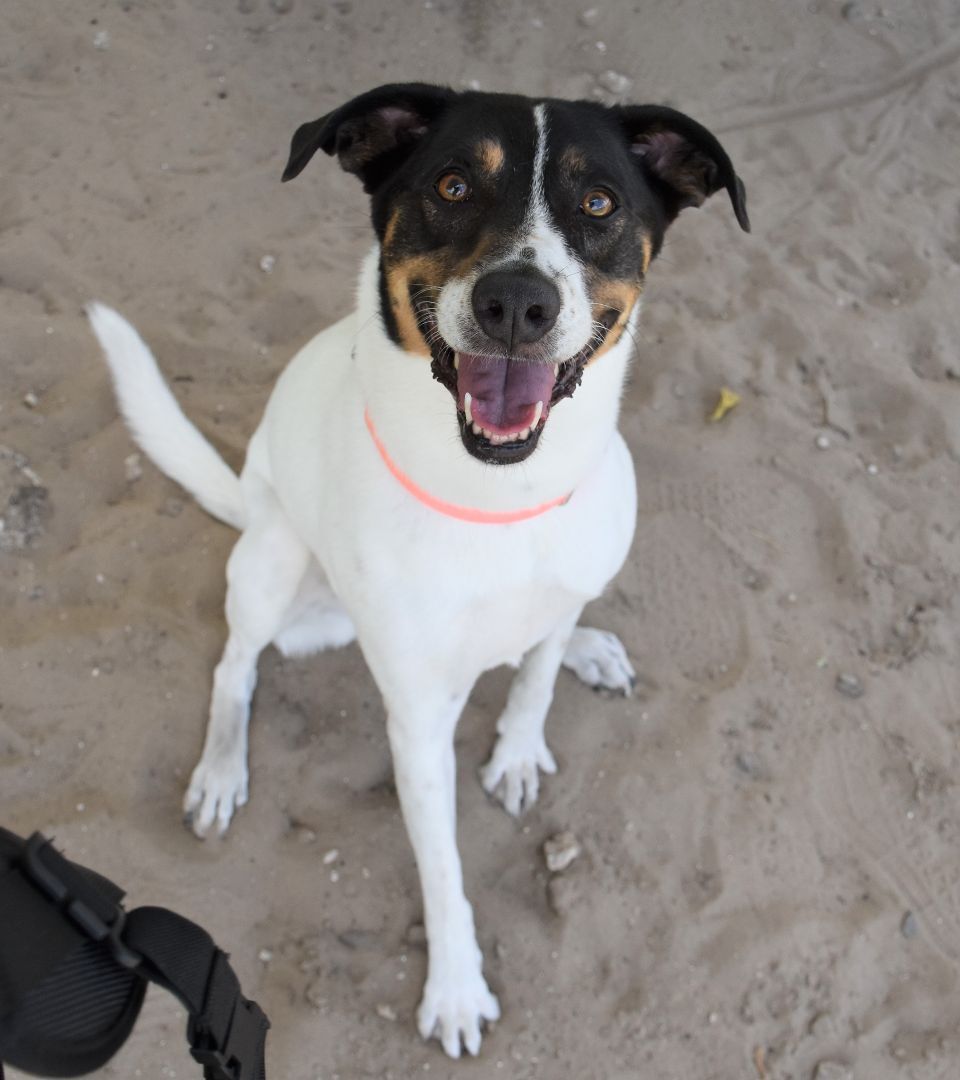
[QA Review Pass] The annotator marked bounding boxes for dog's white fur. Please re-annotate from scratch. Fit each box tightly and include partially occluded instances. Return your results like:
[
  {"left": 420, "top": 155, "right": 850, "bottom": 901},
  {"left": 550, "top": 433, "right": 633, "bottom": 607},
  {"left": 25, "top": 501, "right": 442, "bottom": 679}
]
[
  {"left": 88, "top": 250, "right": 637, "bottom": 1055},
  {"left": 89, "top": 111, "right": 640, "bottom": 1054}
]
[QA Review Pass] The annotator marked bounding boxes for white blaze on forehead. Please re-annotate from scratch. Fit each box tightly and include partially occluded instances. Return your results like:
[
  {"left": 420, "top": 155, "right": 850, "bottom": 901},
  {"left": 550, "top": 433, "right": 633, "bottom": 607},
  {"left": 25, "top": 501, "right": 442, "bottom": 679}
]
[
  {"left": 434, "top": 101, "right": 594, "bottom": 360},
  {"left": 529, "top": 102, "right": 549, "bottom": 223},
  {"left": 517, "top": 102, "right": 593, "bottom": 359}
]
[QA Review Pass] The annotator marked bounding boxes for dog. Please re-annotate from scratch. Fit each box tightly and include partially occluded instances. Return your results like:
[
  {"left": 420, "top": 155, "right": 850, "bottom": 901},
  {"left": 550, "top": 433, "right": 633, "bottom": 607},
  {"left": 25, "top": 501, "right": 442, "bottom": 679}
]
[{"left": 89, "top": 82, "right": 748, "bottom": 1059}]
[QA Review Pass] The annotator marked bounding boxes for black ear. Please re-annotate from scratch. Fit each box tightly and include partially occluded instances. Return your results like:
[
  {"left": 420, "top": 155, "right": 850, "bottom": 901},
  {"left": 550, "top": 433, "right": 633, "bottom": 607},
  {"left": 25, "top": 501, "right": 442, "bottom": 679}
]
[
  {"left": 617, "top": 105, "right": 750, "bottom": 233},
  {"left": 282, "top": 82, "right": 458, "bottom": 192}
]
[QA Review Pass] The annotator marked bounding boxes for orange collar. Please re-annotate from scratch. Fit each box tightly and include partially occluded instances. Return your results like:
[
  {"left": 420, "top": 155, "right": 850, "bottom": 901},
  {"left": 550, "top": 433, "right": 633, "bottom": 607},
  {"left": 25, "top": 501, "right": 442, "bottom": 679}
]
[{"left": 364, "top": 408, "right": 571, "bottom": 524}]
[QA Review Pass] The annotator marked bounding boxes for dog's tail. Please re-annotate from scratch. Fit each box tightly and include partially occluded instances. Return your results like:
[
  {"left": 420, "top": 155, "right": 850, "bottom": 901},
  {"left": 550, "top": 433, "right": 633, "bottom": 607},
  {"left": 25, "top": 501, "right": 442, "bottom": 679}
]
[{"left": 87, "top": 302, "right": 245, "bottom": 530}]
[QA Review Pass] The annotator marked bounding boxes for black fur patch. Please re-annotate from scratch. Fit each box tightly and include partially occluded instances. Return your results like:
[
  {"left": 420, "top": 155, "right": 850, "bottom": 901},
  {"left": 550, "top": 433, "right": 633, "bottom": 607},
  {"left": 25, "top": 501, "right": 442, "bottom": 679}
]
[
  {"left": 283, "top": 86, "right": 749, "bottom": 463},
  {"left": 284, "top": 86, "right": 748, "bottom": 355}
]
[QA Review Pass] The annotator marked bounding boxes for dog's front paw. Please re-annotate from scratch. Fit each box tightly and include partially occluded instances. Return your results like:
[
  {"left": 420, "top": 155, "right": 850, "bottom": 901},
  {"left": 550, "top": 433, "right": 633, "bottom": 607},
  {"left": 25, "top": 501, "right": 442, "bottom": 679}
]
[
  {"left": 480, "top": 733, "right": 557, "bottom": 817},
  {"left": 417, "top": 963, "right": 500, "bottom": 1058},
  {"left": 182, "top": 752, "right": 248, "bottom": 838},
  {"left": 562, "top": 626, "right": 636, "bottom": 694}
]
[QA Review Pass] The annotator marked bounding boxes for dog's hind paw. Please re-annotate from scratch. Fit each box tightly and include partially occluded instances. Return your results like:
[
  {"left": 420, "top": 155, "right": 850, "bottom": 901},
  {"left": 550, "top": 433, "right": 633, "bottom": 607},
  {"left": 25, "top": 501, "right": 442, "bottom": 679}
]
[
  {"left": 182, "top": 752, "right": 248, "bottom": 838},
  {"left": 417, "top": 964, "right": 500, "bottom": 1058},
  {"left": 562, "top": 626, "right": 636, "bottom": 695},
  {"left": 480, "top": 733, "right": 557, "bottom": 817}
]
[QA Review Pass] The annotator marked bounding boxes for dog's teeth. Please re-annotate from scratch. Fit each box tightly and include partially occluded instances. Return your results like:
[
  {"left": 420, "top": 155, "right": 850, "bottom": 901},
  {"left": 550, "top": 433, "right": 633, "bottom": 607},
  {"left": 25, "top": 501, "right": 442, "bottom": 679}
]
[
  {"left": 517, "top": 427, "right": 530, "bottom": 441},
  {"left": 532, "top": 400, "right": 544, "bottom": 428},
  {"left": 464, "top": 392, "right": 473, "bottom": 425},
  {"left": 482, "top": 427, "right": 494, "bottom": 441},
  {"left": 454, "top": 353, "right": 460, "bottom": 370},
  {"left": 472, "top": 423, "right": 482, "bottom": 436},
  {"left": 553, "top": 364, "right": 559, "bottom": 377}
]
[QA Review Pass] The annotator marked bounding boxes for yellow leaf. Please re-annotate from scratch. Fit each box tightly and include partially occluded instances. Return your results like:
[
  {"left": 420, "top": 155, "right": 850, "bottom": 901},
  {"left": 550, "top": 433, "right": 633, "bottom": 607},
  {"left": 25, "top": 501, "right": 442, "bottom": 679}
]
[{"left": 709, "top": 386, "right": 741, "bottom": 422}]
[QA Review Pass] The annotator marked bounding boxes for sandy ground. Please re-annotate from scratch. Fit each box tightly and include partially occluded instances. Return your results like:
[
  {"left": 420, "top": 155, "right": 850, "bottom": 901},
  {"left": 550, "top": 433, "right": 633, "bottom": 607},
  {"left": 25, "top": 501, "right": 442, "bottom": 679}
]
[{"left": 3, "top": 1, "right": 960, "bottom": 1077}]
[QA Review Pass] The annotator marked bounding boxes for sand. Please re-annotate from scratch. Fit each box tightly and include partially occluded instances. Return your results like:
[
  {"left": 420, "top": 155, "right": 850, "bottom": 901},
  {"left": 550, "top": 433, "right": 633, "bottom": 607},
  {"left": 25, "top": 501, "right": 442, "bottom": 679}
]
[{"left": 3, "top": 1, "right": 960, "bottom": 1077}]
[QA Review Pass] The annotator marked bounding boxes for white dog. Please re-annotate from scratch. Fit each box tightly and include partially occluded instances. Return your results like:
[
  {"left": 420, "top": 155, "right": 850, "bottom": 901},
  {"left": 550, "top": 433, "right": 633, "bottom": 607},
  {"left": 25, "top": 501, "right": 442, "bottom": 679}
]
[{"left": 90, "top": 83, "right": 748, "bottom": 1058}]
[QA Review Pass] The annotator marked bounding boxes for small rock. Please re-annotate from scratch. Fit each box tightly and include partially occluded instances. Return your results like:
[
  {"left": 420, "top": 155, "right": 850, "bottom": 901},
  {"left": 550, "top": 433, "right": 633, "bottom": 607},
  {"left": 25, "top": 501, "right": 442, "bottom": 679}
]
[
  {"left": 322, "top": 848, "right": 339, "bottom": 865},
  {"left": 835, "top": 672, "right": 864, "bottom": 699},
  {"left": 298, "top": 828, "right": 317, "bottom": 844},
  {"left": 22, "top": 392, "right": 39, "bottom": 409},
  {"left": 258, "top": 948, "right": 273, "bottom": 963},
  {"left": 543, "top": 830, "right": 581, "bottom": 873},
  {"left": 597, "top": 70, "right": 632, "bottom": 95},
  {"left": 578, "top": 7, "right": 600, "bottom": 26},
  {"left": 259, "top": 254, "right": 276, "bottom": 273},
  {"left": 815, "top": 433, "right": 831, "bottom": 450},
  {"left": 376, "top": 1003, "right": 397, "bottom": 1022},
  {"left": 595, "top": 40, "right": 607, "bottom": 51},
  {"left": 93, "top": 29, "right": 110, "bottom": 49},
  {"left": 814, "top": 1063, "right": 853, "bottom": 1080},
  {"left": 901, "top": 911, "right": 918, "bottom": 938},
  {"left": 124, "top": 453, "right": 142, "bottom": 482}
]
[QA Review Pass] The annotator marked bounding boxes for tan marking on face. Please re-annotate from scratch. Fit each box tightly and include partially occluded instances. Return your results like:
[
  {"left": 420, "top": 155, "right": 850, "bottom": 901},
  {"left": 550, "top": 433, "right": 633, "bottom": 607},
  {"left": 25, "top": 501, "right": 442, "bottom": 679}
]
[
  {"left": 586, "top": 277, "right": 642, "bottom": 364},
  {"left": 383, "top": 250, "right": 454, "bottom": 358},
  {"left": 560, "top": 146, "right": 587, "bottom": 173},
  {"left": 381, "top": 227, "right": 500, "bottom": 358},
  {"left": 383, "top": 208, "right": 401, "bottom": 251},
  {"left": 641, "top": 234, "right": 653, "bottom": 274},
  {"left": 477, "top": 138, "right": 505, "bottom": 176}
]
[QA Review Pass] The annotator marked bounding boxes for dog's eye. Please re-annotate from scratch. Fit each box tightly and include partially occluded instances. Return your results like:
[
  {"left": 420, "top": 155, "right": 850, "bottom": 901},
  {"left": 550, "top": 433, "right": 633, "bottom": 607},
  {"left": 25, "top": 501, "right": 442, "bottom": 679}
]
[
  {"left": 581, "top": 189, "right": 616, "bottom": 218},
  {"left": 436, "top": 172, "right": 471, "bottom": 202}
]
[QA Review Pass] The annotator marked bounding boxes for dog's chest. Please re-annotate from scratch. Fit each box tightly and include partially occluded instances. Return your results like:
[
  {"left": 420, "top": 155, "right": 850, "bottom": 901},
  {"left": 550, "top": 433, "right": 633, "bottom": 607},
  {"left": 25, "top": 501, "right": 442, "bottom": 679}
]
[
  {"left": 320, "top": 435, "right": 636, "bottom": 677},
  {"left": 255, "top": 323, "right": 636, "bottom": 677}
]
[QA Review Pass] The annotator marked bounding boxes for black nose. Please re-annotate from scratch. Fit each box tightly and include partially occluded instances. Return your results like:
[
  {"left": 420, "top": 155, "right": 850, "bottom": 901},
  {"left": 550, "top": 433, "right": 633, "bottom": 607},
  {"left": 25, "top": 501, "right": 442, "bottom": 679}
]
[{"left": 471, "top": 270, "right": 561, "bottom": 351}]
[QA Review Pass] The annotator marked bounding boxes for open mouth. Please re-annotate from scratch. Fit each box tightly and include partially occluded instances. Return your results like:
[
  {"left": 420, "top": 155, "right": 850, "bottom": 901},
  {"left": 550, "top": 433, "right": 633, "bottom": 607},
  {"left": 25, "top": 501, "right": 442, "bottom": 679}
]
[{"left": 420, "top": 304, "right": 616, "bottom": 465}]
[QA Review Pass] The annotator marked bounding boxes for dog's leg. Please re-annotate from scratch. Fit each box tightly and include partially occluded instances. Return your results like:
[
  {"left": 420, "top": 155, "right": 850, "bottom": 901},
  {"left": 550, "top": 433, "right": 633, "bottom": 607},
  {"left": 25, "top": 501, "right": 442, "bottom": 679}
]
[
  {"left": 183, "top": 510, "right": 309, "bottom": 837},
  {"left": 480, "top": 613, "right": 580, "bottom": 817},
  {"left": 561, "top": 626, "right": 636, "bottom": 694},
  {"left": 385, "top": 692, "right": 500, "bottom": 1058},
  {"left": 272, "top": 562, "right": 356, "bottom": 657}
]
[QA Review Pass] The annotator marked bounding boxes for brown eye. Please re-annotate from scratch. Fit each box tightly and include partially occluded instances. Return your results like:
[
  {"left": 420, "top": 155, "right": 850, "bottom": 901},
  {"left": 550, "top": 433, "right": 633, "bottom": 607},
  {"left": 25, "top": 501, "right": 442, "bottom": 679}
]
[
  {"left": 581, "top": 189, "right": 616, "bottom": 218},
  {"left": 436, "top": 172, "right": 471, "bottom": 202}
]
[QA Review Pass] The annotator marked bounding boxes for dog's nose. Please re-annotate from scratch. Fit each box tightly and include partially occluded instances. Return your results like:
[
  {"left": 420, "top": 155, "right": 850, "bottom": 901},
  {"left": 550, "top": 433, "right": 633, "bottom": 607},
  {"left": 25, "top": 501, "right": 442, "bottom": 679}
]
[{"left": 471, "top": 270, "right": 561, "bottom": 350}]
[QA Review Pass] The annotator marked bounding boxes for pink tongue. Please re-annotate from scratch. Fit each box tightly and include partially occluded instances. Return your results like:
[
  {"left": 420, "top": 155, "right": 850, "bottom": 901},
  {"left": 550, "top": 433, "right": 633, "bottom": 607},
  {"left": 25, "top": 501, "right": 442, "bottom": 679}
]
[{"left": 456, "top": 354, "right": 555, "bottom": 434}]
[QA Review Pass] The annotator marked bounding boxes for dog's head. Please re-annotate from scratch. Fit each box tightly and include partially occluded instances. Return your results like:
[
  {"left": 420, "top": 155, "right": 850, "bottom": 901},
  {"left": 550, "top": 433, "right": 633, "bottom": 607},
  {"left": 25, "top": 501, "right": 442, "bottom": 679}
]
[{"left": 283, "top": 84, "right": 749, "bottom": 466}]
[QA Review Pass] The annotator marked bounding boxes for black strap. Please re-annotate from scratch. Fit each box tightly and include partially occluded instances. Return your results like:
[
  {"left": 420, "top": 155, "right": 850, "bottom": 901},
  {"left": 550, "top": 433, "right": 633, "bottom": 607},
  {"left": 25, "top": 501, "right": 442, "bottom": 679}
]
[
  {"left": 125, "top": 908, "right": 268, "bottom": 1080},
  {"left": 3, "top": 833, "right": 268, "bottom": 1080}
]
